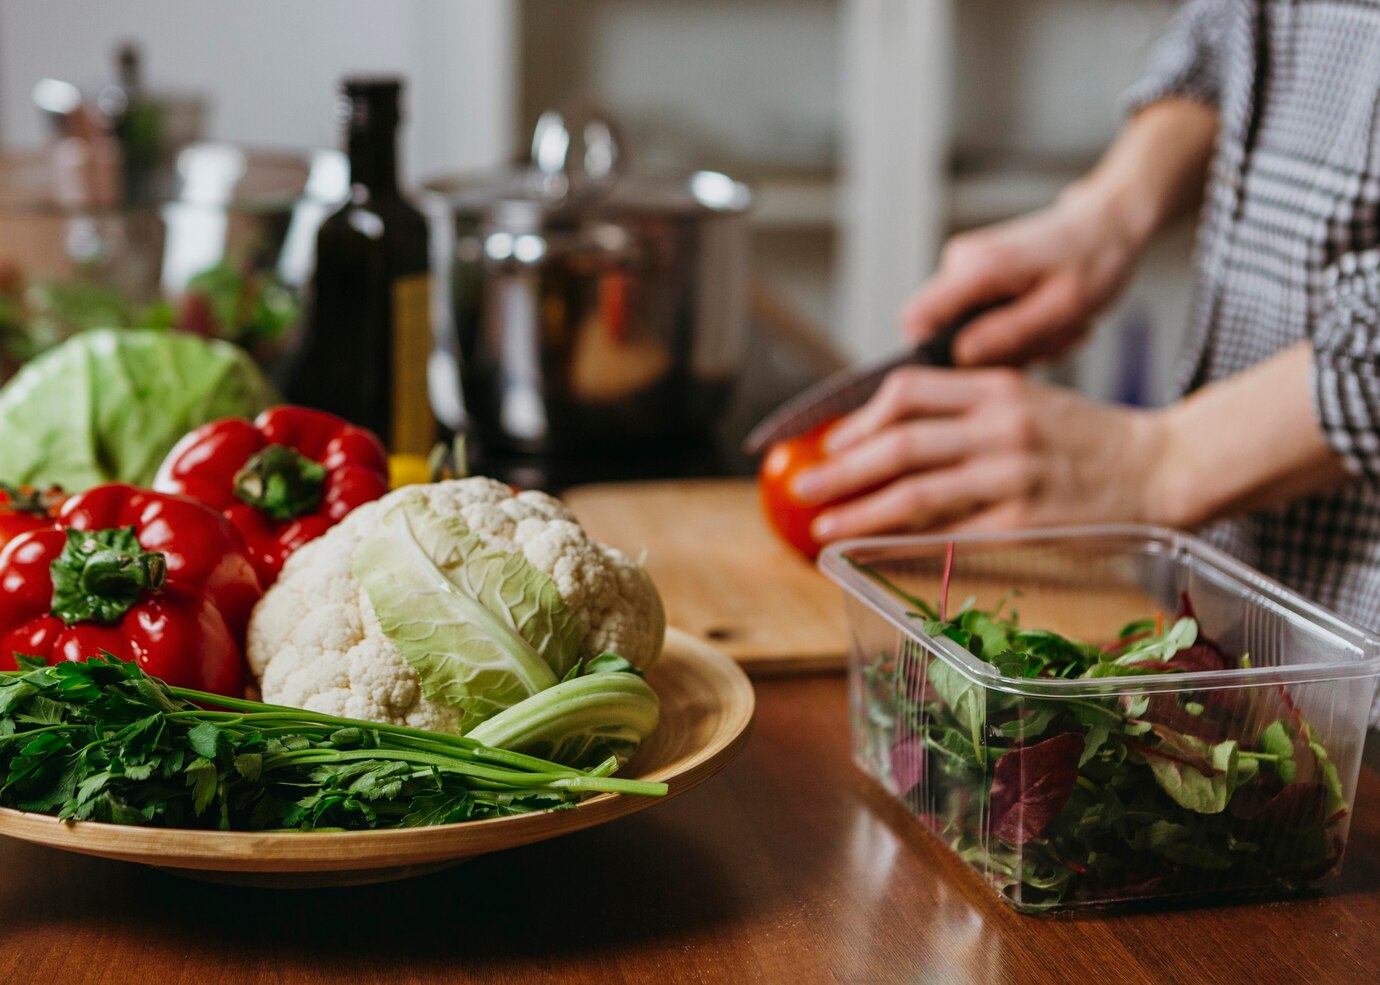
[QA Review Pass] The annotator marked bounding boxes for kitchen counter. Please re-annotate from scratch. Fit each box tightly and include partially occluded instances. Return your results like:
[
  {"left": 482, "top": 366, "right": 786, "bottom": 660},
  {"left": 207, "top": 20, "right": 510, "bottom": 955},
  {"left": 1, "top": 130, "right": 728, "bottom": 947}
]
[{"left": 3, "top": 672, "right": 1378, "bottom": 984}]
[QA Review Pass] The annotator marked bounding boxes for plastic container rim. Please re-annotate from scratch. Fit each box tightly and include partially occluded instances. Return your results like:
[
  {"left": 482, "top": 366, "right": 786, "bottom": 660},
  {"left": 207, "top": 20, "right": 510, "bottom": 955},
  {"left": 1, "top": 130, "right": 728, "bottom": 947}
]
[{"left": 818, "top": 523, "right": 1380, "bottom": 698}]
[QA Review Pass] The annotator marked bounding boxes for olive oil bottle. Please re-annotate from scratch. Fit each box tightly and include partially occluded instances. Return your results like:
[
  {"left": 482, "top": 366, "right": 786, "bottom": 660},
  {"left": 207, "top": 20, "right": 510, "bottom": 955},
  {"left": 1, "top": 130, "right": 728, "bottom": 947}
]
[{"left": 286, "top": 77, "right": 433, "bottom": 454}]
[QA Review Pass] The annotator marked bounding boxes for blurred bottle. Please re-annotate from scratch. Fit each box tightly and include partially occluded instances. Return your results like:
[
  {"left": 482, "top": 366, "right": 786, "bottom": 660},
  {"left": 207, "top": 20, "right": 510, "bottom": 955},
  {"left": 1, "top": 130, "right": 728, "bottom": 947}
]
[
  {"left": 107, "top": 43, "right": 162, "bottom": 204},
  {"left": 285, "top": 77, "right": 433, "bottom": 453}
]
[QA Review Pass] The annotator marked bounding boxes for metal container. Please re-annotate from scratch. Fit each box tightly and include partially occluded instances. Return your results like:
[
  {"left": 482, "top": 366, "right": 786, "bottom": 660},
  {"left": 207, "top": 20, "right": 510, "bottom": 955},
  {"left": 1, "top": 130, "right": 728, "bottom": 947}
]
[{"left": 424, "top": 110, "right": 751, "bottom": 455}]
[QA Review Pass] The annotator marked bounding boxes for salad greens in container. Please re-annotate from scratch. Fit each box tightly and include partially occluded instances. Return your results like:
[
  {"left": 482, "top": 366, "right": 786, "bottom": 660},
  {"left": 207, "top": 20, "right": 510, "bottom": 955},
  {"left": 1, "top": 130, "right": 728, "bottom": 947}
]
[{"left": 820, "top": 526, "right": 1380, "bottom": 912}]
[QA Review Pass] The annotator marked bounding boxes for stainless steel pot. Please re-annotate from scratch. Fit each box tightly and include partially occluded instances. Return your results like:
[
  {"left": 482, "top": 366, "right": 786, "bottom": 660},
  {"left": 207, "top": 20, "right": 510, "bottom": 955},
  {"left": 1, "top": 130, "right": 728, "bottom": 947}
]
[{"left": 423, "top": 110, "right": 751, "bottom": 455}]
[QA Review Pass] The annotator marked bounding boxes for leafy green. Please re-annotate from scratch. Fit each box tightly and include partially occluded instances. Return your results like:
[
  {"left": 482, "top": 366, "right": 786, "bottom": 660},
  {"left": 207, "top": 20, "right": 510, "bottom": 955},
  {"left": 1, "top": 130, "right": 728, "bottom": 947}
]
[
  {"left": 1111, "top": 616, "right": 1197, "bottom": 666},
  {"left": 0, "top": 328, "right": 275, "bottom": 489},
  {"left": 182, "top": 264, "right": 300, "bottom": 347},
  {"left": 1130, "top": 820, "right": 1233, "bottom": 871},
  {"left": 1260, "top": 720, "right": 1297, "bottom": 783},
  {"left": 1141, "top": 733, "right": 1236, "bottom": 814},
  {"left": 0, "top": 265, "right": 298, "bottom": 375},
  {"left": 355, "top": 503, "right": 569, "bottom": 728},
  {"left": 0, "top": 655, "right": 665, "bottom": 831},
  {"left": 1311, "top": 741, "right": 1347, "bottom": 818},
  {"left": 20, "top": 280, "right": 133, "bottom": 350},
  {"left": 851, "top": 566, "right": 1351, "bottom": 909},
  {"left": 925, "top": 658, "right": 983, "bottom": 757}
]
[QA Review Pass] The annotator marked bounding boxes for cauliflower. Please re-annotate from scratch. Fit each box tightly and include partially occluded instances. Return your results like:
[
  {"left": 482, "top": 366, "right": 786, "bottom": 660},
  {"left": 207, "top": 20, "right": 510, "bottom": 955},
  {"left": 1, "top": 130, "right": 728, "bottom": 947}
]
[{"left": 247, "top": 477, "right": 665, "bottom": 732}]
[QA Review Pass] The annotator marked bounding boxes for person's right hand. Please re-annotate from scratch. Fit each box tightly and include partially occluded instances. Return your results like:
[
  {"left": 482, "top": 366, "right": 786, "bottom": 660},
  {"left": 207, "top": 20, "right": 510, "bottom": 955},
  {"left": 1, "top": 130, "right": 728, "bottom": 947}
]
[{"left": 903, "top": 185, "right": 1150, "bottom": 367}]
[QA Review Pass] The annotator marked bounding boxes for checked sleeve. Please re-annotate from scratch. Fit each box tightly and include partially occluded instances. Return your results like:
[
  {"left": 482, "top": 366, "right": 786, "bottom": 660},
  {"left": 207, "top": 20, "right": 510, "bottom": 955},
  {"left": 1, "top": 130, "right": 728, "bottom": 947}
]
[
  {"left": 1122, "top": 0, "right": 1232, "bottom": 115},
  {"left": 1313, "top": 250, "right": 1380, "bottom": 485}
]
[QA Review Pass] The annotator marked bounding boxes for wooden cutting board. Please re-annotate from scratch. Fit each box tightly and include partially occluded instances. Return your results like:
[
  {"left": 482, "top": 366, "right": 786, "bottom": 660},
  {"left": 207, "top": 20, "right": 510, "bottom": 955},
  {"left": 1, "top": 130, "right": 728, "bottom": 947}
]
[{"left": 562, "top": 479, "right": 849, "bottom": 674}]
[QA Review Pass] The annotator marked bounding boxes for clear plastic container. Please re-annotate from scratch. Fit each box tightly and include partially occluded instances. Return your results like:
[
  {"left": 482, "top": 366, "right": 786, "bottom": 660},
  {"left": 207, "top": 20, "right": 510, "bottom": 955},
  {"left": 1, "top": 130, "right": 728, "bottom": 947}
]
[{"left": 820, "top": 525, "right": 1380, "bottom": 912}]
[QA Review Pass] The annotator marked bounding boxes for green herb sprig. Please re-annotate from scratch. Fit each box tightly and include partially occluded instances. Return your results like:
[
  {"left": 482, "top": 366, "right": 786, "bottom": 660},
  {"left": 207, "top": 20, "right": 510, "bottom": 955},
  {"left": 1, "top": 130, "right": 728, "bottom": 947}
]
[{"left": 0, "top": 655, "right": 665, "bottom": 831}]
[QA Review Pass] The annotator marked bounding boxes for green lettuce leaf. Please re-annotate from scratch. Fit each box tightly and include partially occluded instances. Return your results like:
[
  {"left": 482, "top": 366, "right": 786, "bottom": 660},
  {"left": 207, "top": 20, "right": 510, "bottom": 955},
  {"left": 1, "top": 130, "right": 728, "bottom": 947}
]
[
  {"left": 1260, "top": 719, "right": 1297, "bottom": 783},
  {"left": 1131, "top": 820, "right": 1233, "bottom": 871},
  {"left": 0, "top": 327, "right": 275, "bottom": 489},
  {"left": 1112, "top": 616, "right": 1198, "bottom": 666},
  {"left": 926, "top": 656, "right": 984, "bottom": 757},
  {"left": 1142, "top": 732, "right": 1238, "bottom": 814}
]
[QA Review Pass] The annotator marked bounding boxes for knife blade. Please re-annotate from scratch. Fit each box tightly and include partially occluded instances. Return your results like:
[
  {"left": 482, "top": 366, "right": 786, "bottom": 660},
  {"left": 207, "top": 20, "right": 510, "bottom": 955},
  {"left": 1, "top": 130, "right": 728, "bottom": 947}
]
[{"left": 742, "top": 303, "right": 999, "bottom": 456}]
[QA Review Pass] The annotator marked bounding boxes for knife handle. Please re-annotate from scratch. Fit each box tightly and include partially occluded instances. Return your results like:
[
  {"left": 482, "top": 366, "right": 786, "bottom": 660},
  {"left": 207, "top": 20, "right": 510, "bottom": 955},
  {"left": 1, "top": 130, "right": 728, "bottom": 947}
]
[{"left": 910, "top": 298, "right": 1010, "bottom": 368}]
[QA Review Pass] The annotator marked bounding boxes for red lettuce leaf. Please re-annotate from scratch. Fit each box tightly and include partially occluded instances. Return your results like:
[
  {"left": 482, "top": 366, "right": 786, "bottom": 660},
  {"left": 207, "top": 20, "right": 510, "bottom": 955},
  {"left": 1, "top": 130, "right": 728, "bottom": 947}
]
[
  {"left": 1230, "top": 781, "right": 1327, "bottom": 829},
  {"left": 889, "top": 736, "right": 928, "bottom": 799},
  {"left": 988, "top": 732, "right": 1082, "bottom": 845},
  {"left": 1164, "top": 642, "right": 1232, "bottom": 674},
  {"left": 1141, "top": 694, "right": 1228, "bottom": 743}
]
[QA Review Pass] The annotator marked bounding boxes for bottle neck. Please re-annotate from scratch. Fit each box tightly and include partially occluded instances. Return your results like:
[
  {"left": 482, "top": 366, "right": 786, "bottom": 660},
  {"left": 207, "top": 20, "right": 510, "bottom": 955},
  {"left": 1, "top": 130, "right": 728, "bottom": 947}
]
[{"left": 347, "top": 124, "right": 400, "bottom": 198}]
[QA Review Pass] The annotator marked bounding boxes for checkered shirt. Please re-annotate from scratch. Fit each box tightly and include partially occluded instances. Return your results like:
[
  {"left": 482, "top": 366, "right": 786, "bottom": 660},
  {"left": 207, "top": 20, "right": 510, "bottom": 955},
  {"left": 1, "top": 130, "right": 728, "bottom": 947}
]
[{"left": 1127, "top": 1, "right": 1380, "bottom": 697}]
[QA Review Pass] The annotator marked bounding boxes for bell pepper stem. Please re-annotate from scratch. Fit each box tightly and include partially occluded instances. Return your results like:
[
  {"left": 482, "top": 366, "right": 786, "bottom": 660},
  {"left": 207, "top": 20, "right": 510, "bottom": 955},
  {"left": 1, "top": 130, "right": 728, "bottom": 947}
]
[
  {"left": 81, "top": 548, "right": 166, "bottom": 598},
  {"left": 0, "top": 481, "right": 61, "bottom": 517},
  {"left": 49, "top": 527, "right": 168, "bottom": 626},
  {"left": 233, "top": 444, "right": 328, "bottom": 521}
]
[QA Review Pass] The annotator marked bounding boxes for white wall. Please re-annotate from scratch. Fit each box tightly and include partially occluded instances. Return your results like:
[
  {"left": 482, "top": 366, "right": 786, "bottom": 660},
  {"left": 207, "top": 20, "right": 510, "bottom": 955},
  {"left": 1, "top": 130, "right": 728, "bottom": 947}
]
[
  {"left": 951, "top": 0, "right": 1173, "bottom": 161},
  {"left": 520, "top": 0, "right": 839, "bottom": 171},
  {"left": 0, "top": 0, "right": 517, "bottom": 182}
]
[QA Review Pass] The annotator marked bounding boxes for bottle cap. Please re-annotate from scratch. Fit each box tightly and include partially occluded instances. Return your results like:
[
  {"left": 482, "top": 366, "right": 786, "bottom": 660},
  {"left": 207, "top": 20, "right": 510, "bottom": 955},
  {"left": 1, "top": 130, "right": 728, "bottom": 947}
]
[{"left": 339, "top": 76, "right": 403, "bottom": 131}]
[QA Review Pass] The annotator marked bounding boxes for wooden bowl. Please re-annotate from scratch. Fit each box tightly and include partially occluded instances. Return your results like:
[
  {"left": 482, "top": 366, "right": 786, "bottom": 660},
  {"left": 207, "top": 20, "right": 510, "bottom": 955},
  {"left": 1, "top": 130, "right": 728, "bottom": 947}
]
[{"left": 0, "top": 629, "right": 754, "bottom": 887}]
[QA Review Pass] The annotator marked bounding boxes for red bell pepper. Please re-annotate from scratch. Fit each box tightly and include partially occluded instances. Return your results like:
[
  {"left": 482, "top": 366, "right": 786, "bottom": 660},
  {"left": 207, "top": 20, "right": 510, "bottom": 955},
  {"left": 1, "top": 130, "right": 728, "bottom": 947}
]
[
  {"left": 154, "top": 406, "right": 390, "bottom": 585},
  {"left": 0, "top": 484, "right": 262, "bottom": 696},
  {"left": 0, "top": 483, "right": 65, "bottom": 552}
]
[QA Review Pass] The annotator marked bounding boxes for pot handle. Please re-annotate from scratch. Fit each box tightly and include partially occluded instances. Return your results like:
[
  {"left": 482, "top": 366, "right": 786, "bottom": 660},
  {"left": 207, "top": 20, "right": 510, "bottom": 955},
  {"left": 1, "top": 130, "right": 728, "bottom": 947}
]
[{"left": 529, "top": 107, "right": 624, "bottom": 206}]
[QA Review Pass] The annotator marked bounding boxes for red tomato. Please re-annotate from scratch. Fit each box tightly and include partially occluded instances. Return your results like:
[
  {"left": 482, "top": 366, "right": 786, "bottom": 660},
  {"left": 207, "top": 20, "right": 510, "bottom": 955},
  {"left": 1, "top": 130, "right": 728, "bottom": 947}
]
[
  {"left": 758, "top": 421, "right": 838, "bottom": 560},
  {"left": 0, "top": 484, "right": 65, "bottom": 553}
]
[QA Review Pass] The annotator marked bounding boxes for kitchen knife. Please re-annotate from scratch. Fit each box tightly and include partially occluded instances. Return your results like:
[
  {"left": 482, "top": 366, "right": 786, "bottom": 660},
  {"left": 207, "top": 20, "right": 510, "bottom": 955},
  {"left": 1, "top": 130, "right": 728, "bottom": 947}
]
[{"left": 742, "top": 302, "right": 999, "bottom": 455}]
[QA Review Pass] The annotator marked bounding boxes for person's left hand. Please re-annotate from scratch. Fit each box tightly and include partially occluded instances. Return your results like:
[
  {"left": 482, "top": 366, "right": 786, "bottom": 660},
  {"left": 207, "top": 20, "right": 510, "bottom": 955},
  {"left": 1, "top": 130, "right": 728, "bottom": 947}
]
[{"left": 791, "top": 366, "right": 1169, "bottom": 542}]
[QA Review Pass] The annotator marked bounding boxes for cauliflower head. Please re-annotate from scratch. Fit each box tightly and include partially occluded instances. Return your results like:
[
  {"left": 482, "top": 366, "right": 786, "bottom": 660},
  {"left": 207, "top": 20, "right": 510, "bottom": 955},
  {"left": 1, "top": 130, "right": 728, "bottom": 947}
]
[{"left": 246, "top": 478, "right": 665, "bottom": 732}]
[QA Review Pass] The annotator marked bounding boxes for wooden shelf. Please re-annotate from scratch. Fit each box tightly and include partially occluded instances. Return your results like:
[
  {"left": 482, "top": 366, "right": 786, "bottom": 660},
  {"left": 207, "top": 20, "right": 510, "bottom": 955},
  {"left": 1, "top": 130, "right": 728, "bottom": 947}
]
[
  {"left": 742, "top": 173, "right": 837, "bottom": 230},
  {"left": 745, "top": 166, "right": 1079, "bottom": 233}
]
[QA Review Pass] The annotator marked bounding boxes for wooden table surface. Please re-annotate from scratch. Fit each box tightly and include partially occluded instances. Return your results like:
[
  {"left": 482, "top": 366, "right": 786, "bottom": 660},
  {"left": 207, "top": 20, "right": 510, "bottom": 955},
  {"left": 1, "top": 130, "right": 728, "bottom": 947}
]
[{"left": 2, "top": 673, "right": 1378, "bottom": 985}]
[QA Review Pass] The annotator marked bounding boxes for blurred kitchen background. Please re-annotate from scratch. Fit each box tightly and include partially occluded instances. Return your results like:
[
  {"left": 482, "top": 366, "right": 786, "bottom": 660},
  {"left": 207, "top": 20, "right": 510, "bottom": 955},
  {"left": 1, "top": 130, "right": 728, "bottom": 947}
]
[{"left": 0, "top": 0, "right": 1194, "bottom": 483}]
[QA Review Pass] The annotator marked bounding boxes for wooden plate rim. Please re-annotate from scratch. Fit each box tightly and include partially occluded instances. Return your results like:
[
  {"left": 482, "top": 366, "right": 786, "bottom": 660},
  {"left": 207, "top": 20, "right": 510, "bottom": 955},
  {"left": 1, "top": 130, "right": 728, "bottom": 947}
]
[{"left": 0, "top": 628, "right": 754, "bottom": 873}]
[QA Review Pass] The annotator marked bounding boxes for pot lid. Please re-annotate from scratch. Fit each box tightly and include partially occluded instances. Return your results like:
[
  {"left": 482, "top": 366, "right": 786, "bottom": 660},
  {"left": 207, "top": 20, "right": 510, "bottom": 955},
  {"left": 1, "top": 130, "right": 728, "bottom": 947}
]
[{"left": 423, "top": 108, "right": 751, "bottom": 222}]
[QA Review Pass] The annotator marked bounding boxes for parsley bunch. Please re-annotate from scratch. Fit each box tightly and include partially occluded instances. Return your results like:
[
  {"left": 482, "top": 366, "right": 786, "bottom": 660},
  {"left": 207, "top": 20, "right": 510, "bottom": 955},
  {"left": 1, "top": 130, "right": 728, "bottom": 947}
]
[{"left": 0, "top": 656, "right": 665, "bottom": 831}]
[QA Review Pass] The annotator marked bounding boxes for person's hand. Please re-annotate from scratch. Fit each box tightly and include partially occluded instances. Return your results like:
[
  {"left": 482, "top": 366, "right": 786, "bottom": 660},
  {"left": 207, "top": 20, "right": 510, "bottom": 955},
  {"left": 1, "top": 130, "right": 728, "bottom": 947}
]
[
  {"left": 791, "top": 366, "right": 1170, "bottom": 541},
  {"left": 903, "top": 185, "right": 1149, "bottom": 367}
]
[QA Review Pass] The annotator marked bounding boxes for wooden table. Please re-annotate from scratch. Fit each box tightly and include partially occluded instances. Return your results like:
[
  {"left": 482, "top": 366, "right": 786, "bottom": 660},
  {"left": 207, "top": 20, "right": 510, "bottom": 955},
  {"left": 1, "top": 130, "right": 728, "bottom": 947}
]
[{"left": 2, "top": 673, "right": 1378, "bottom": 985}]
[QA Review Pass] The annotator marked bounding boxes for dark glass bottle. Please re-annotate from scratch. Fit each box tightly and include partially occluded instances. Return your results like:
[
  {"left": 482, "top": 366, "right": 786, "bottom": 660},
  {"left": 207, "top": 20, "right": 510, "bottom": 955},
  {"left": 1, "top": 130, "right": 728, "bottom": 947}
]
[{"left": 286, "top": 77, "right": 434, "bottom": 454}]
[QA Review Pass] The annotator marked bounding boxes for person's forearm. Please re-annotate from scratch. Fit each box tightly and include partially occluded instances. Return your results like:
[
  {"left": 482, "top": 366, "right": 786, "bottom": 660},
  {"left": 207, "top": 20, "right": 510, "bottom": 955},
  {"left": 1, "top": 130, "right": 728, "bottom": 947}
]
[
  {"left": 1065, "top": 98, "right": 1220, "bottom": 250},
  {"left": 1148, "top": 343, "right": 1352, "bottom": 528}
]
